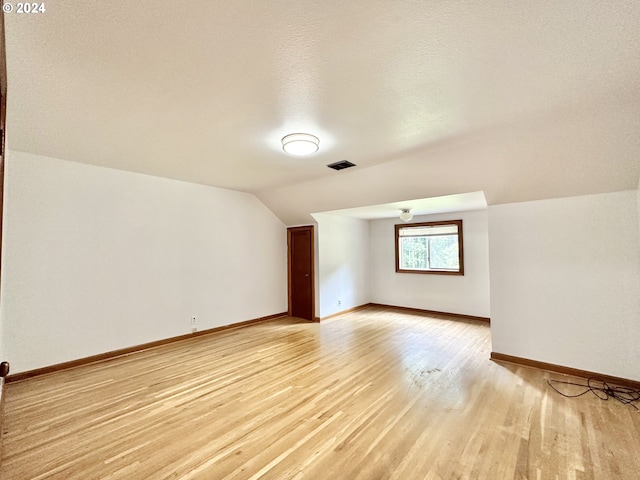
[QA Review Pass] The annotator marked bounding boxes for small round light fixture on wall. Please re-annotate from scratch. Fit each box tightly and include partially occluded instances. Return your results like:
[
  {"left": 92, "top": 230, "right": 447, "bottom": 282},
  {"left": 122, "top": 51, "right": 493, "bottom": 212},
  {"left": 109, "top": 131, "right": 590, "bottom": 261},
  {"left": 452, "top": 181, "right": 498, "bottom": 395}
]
[
  {"left": 281, "top": 133, "right": 320, "bottom": 156},
  {"left": 399, "top": 208, "right": 413, "bottom": 222}
]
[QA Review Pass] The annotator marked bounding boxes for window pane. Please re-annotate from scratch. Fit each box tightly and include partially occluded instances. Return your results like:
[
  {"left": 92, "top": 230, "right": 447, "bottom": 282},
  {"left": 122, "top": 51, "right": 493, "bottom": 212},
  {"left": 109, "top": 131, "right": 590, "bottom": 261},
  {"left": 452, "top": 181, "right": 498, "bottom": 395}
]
[
  {"left": 395, "top": 220, "right": 463, "bottom": 275},
  {"left": 400, "top": 237, "right": 428, "bottom": 269},
  {"left": 428, "top": 235, "right": 459, "bottom": 270},
  {"left": 399, "top": 225, "right": 458, "bottom": 237}
]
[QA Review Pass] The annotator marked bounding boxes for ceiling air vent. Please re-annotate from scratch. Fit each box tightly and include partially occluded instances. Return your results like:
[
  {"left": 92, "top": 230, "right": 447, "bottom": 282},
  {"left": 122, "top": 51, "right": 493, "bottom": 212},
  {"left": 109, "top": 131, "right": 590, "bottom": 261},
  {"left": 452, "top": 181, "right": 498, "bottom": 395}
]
[{"left": 327, "top": 160, "right": 356, "bottom": 171}]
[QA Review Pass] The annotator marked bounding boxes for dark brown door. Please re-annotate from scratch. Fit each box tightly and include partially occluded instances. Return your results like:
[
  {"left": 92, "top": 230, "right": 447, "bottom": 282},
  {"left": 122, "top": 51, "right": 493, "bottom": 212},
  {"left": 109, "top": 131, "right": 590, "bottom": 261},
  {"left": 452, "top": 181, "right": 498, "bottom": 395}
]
[{"left": 288, "top": 226, "right": 314, "bottom": 321}]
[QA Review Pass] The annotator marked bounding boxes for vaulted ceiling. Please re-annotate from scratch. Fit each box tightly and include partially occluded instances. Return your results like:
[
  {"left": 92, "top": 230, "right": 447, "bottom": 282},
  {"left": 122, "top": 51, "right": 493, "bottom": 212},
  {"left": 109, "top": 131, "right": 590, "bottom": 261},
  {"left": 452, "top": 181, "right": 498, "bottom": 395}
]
[{"left": 4, "top": 1, "right": 640, "bottom": 224}]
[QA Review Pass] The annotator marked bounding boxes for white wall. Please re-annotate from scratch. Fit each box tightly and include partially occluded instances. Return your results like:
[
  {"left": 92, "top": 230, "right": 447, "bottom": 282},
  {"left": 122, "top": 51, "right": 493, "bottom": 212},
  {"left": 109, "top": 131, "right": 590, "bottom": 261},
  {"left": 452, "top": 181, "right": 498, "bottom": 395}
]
[
  {"left": 489, "top": 191, "right": 640, "bottom": 381},
  {"left": 369, "top": 209, "right": 490, "bottom": 318},
  {"left": 313, "top": 214, "right": 369, "bottom": 318},
  {"left": 1, "top": 151, "right": 287, "bottom": 374}
]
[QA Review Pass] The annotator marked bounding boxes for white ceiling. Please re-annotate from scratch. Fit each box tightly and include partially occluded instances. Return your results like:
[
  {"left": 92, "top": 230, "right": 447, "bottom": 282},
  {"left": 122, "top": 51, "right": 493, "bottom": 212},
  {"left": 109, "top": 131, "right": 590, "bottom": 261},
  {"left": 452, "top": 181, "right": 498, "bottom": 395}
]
[
  {"left": 316, "top": 192, "right": 487, "bottom": 220},
  {"left": 4, "top": 1, "right": 640, "bottom": 224}
]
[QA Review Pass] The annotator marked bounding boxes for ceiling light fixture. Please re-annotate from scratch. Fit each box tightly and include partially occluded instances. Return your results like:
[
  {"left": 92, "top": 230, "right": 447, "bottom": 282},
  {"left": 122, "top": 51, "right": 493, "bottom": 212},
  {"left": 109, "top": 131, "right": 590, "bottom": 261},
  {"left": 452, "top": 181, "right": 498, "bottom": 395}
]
[
  {"left": 281, "top": 133, "right": 320, "bottom": 156},
  {"left": 399, "top": 208, "right": 413, "bottom": 222}
]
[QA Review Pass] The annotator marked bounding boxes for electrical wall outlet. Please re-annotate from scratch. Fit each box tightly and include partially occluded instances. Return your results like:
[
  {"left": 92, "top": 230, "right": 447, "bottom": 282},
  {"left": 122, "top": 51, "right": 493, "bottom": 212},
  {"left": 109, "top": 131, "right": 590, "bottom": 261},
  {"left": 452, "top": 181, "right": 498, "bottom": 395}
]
[
  {"left": 191, "top": 327, "right": 197, "bottom": 333},
  {"left": 191, "top": 316, "right": 197, "bottom": 325},
  {"left": 338, "top": 299, "right": 342, "bottom": 306}
]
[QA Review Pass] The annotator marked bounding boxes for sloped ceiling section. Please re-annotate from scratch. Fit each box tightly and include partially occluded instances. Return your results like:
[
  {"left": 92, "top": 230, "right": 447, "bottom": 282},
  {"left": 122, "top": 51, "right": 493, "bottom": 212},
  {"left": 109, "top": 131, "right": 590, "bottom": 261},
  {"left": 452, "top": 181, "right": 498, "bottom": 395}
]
[
  {"left": 3, "top": 0, "right": 640, "bottom": 225},
  {"left": 258, "top": 92, "right": 640, "bottom": 225}
]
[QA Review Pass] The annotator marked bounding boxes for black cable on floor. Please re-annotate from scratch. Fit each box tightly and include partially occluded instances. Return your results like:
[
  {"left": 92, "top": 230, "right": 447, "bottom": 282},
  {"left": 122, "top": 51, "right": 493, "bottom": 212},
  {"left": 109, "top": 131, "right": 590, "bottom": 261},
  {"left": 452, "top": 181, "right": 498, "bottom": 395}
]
[{"left": 547, "top": 378, "right": 640, "bottom": 411}]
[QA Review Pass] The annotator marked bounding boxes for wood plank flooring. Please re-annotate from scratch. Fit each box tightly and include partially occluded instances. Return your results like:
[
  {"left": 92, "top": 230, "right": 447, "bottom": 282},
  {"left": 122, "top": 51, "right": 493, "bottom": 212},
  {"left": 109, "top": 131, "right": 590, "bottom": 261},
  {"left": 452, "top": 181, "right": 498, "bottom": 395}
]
[{"left": 2, "top": 306, "right": 639, "bottom": 479}]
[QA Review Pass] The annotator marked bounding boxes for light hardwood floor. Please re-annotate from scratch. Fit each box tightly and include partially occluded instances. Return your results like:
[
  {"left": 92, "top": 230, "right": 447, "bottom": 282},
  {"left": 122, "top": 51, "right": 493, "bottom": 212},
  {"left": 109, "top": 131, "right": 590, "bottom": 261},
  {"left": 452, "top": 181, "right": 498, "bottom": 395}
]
[{"left": 2, "top": 306, "right": 639, "bottom": 479}]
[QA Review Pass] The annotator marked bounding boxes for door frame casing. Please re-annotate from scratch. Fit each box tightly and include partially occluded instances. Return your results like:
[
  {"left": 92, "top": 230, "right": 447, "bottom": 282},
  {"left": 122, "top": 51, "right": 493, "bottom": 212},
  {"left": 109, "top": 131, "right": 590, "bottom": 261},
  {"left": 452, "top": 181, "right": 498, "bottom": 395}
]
[{"left": 287, "top": 225, "right": 316, "bottom": 321}]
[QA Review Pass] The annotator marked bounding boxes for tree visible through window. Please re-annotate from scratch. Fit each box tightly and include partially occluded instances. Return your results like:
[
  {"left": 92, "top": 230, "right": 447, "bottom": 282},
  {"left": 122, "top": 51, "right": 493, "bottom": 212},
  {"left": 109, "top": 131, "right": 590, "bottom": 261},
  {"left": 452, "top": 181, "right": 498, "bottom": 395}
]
[{"left": 395, "top": 220, "right": 464, "bottom": 275}]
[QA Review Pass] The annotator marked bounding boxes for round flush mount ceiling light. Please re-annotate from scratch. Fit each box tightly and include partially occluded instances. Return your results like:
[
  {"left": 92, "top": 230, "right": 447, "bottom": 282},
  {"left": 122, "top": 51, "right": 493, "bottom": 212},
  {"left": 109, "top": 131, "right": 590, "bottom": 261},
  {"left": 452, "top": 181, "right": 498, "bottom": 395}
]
[
  {"left": 281, "top": 133, "right": 320, "bottom": 156},
  {"left": 399, "top": 208, "right": 413, "bottom": 222}
]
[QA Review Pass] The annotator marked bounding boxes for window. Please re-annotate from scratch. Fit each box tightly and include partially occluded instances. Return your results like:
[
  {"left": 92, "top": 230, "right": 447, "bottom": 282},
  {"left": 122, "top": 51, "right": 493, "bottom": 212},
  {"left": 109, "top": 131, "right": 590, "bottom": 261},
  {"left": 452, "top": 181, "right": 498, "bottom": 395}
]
[{"left": 395, "top": 220, "right": 464, "bottom": 275}]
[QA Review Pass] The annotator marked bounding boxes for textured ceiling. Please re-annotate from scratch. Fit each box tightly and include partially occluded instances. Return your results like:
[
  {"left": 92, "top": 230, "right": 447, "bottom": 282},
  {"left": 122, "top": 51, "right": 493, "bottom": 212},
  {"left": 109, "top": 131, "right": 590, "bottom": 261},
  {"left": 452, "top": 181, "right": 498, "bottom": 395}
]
[{"left": 4, "top": 1, "right": 640, "bottom": 223}]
